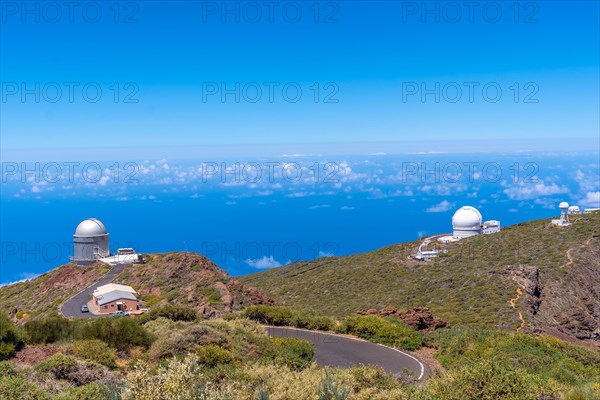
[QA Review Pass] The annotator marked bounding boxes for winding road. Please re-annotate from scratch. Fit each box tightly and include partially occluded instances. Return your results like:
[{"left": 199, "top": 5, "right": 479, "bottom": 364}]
[
  {"left": 266, "top": 326, "right": 427, "bottom": 379},
  {"left": 60, "top": 266, "right": 427, "bottom": 378},
  {"left": 60, "top": 263, "right": 130, "bottom": 318}
]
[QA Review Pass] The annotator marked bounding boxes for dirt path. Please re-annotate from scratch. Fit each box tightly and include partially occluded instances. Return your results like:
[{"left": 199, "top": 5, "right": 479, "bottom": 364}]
[
  {"left": 509, "top": 287, "right": 525, "bottom": 332},
  {"left": 565, "top": 237, "right": 592, "bottom": 268}
]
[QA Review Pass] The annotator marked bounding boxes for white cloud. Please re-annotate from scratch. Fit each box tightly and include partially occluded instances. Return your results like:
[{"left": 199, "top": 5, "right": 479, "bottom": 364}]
[
  {"left": 19, "top": 272, "right": 40, "bottom": 280},
  {"left": 309, "top": 204, "right": 331, "bottom": 209},
  {"left": 426, "top": 200, "right": 455, "bottom": 213},
  {"left": 286, "top": 192, "right": 313, "bottom": 198},
  {"left": 245, "top": 256, "right": 282, "bottom": 269},
  {"left": 0, "top": 272, "right": 40, "bottom": 288},
  {"left": 533, "top": 197, "right": 558, "bottom": 209},
  {"left": 503, "top": 182, "right": 568, "bottom": 200},
  {"left": 98, "top": 176, "right": 110, "bottom": 186},
  {"left": 318, "top": 250, "right": 335, "bottom": 258},
  {"left": 31, "top": 185, "right": 41, "bottom": 193},
  {"left": 340, "top": 206, "right": 355, "bottom": 210},
  {"left": 580, "top": 191, "right": 600, "bottom": 208}
]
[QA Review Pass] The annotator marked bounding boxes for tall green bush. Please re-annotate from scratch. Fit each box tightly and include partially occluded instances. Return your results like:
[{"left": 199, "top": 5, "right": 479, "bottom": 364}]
[
  {"left": 0, "top": 374, "right": 49, "bottom": 400},
  {"left": 0, "top": 312, "right": 25, "bottom": 359},
  {"left": 75, "top": 317, "right": 155, "bottom": 352},
  {"left": 242, "top": 305, "right": 294, "bottom": 326},
  {"left": 336, "top": 315, "right": 423, "bottom": 350},
  {"left": 69, "top": 339, "right": 118, "bottom": 369},
  {"left": 24, "top": 317, "right": 73, "bottom": 344},
  {"left": 138, "top": 304, "right": 198, "bottom": 324},
  {"left": 272, "top": 337, "right": 315, "bottom": 371},
  {"left": 242, "top": 306, "right": 334, "bottom": 331}
]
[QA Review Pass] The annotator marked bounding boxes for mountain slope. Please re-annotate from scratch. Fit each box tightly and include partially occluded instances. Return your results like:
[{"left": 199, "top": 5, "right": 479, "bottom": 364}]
[
  {"left": 241, "top": 212, "right": 600, "bottom": 346},
  {"left": 0, "top": 262, "right": 111, "bottom": 320},
  {"left": 0, "top": 252, "right": 273, "bottom": 321}
]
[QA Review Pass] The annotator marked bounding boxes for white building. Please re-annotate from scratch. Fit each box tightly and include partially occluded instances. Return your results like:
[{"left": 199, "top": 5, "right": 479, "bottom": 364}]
[
  {"left": 482, "top": 220, "right": 501, "bottom": 234},
  {"left": 92, "top": 283, "right": 139, "bottom": 315},
  {"left": 72, "top": 218, "right": 110, "bottom": 266},
  {"left": 451, "top": 206, "right": 501, "bottom": 239}
]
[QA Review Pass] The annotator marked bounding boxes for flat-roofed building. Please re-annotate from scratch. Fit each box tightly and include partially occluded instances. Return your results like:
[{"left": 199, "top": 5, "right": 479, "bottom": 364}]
[{"left": 93, "top": 283, "right": 139, "bottom": 314}]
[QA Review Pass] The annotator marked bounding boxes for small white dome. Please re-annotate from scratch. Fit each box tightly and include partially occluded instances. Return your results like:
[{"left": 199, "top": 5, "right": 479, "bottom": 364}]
[
  {"left": 568, "top": 205, "right": 580, "bottom": 214},
  {"left": 559, "top": 202, "right": 569, "bottom": 209},
  {"left": 452, "top": 206, "right": 483, "bottom": 230},
  {"left": 75, "top": 218, "right": 107, "bottom": 237}
]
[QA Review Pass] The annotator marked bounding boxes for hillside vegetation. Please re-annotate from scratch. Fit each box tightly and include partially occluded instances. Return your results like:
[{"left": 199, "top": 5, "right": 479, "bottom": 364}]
[
  {"left": 0, "top": 253, "right": 273, "bottom": 321},
  {"left": 2, "top": 307, "right": 599, "bottom": 399},
  {"left": 114, "top": 252, "right": 274, "bottom": 318},
  {"left": 0, "top": 263, "right": 111, "bottom": 320},
  {"left": 241, "top": 212, "right": 600, "bottom": 346}
]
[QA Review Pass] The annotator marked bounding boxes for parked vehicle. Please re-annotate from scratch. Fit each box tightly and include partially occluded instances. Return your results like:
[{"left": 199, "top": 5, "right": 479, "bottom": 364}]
[{"left": 80, "top": 305, "right": 89, "bottom": 313}]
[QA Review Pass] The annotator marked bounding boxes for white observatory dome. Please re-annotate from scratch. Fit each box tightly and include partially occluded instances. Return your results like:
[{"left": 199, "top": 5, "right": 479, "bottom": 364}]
[
  {"left": 559, "top": 202, "right": 569, "bottom": 209},
  {"left": 75, "top": 218, "right": 107, "bottom": 237},
  {"left": 568, "top": 205, "right": 580, "bottom": 214},
  {"left": 452, "top": 206, "right": 483, "bottom": 229}
]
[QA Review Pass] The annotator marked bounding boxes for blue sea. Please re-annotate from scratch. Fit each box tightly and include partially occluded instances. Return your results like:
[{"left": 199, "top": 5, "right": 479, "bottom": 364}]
[{"left": 1, "top": 152, "right": 598, "bottom": 285}]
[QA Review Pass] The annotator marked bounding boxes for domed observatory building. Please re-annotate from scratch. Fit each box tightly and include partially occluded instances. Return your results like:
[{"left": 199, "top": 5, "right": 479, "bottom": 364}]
[
  {"left": 452, "top": 206, "right": 483, "bottom": 238},
  {"left": 72, "top": 218, "right": 110, "bottom": 266}
]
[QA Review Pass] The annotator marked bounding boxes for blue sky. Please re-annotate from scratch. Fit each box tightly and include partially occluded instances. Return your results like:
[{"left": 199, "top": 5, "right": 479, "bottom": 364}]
[{"left": 1, "top": 1, "right": 599, "bottom": 158}]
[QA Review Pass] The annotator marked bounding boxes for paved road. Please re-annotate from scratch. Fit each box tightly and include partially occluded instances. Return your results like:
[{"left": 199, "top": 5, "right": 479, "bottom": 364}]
[
  {"left": 61, "top": 263, "right": 130, "bottom": 318},
  {"left": 266, "top": 326, "right": 426, "bottom": 379}
]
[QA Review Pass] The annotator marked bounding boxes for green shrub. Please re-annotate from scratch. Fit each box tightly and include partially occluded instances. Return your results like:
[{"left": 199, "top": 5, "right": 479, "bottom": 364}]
[
  {"left": 148, "top": 323, "right": 220, "bottom": 360},
  {"left": 139, "top": 304, "right": 198, "bottom": 324},
  {"left": 336, "top": 315, "right": 423, "bottom": 350},
  {"left": 0, "top": 312, "right": 25, "bottom": 359},
  {"left": 347, "top": 364, "right": 397, "bottom": 391},
  {"left": 242, "top": 305, "right": 294, "bottom": 326},
  {"left": 52, "top": 382, "right": 105, "bottom": 400},
  {"left": 69, "top": 339, "right": 118, "bottom": 369},
  {"left": 426, "top": 327, "right": 600, "bottom": 396},
  {"left": 424, "top": 359, "right": 554, "bottom": 400},
  {"left": 199, "top": 287, "right": 222, "bottom": 305},
  {"left": 35, "top": 354, "right": 79, "bottom": 379},
  {"left": 195, "top": 344, "right": 233, "bottom": 367},
  {"left": 242, "top": 305, "right": 334, "bottom": 331},
  {"left": 74, "top": 317, "right": 155, "bottom": 352},
  {"left": 317, "top": 370, "right": 351, "bottom": 400},
  {"left": 0, "top": 360, "right": 17, "bottom": 377},
  {"left": 24, "top": 317, "right": 73, "bottom": 344},
  {"left": 35, "top": 353, "right": 110, "bottom": 387},
  {"left": 291, "top": 311, "right": 334, "bottom": 331},
  {"left": 564, "top": 383, "right": 600, "bottom": 400},
  {"left": 272, "top": 337, "right": 315, "bottom": 371},
  {"left": 0, "top": 374, "right": 49, "bottom": 400}
]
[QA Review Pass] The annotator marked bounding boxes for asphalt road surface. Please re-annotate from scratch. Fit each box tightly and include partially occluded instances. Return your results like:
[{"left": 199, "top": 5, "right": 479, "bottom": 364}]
[
  {"left": 60, "top": 263, "right": 130, "bottom": 318},
  {"left": 266, "top": 326, "right": 426, "bottom": 379}
]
